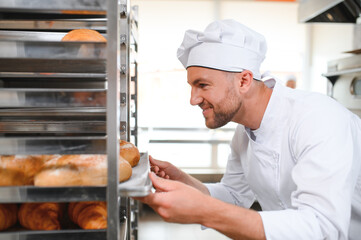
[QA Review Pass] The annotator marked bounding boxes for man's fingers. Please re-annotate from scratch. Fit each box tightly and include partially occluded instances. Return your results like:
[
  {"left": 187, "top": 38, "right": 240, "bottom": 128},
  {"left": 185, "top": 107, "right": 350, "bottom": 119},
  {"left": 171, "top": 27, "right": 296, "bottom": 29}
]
[
  {"left": 149, "top": 155, "right": 168, "bottom": 168},
  {"left": 149, "top": 172, "right": 176, "bottom": 192}
]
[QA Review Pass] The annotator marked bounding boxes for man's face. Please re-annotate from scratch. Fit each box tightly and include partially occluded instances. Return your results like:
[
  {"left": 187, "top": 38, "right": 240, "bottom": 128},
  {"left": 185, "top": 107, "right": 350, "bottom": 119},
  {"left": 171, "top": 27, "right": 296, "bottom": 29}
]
[{"left": 187, "top": 67, "right": 242, "bottom": 129}]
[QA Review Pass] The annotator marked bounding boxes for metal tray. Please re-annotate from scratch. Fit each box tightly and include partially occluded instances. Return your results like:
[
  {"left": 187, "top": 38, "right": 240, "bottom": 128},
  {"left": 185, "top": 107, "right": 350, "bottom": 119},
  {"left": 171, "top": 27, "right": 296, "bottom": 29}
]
[
  {"left": 0, "top": 0, "right": 106, "bottom": 12},
  {"left": 0, "top": 152, "right": 151, "bottom": 203},
  {"left": 0, "top": 136, "right": 106, "bottom": 155},
  {"left": 0, "top": 90, "right": 106, "bottom": 108},
  {"left": 0, "top": 229, "right": 107, "bottom": 240},
  {"left": 0, "top": 19, "right": 106, "bottom": 31}
]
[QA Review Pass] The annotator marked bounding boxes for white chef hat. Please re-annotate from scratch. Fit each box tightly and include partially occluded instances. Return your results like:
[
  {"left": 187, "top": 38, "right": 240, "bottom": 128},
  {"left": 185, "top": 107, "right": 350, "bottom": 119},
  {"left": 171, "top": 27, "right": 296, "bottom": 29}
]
[{"left": 177, "top": 19, "right": 267, "bottom": 80}]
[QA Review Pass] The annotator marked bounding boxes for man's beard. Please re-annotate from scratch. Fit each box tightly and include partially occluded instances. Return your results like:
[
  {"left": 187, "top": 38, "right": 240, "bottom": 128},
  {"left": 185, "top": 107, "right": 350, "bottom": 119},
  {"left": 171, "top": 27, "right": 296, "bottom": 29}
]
[{"left": 204, "top": 88, "right": 242, "bottom": 129}]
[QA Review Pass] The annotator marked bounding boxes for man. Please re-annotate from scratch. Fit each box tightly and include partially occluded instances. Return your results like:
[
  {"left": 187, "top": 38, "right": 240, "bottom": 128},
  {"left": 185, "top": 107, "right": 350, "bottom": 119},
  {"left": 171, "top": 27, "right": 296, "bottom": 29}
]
[{"left": 136, "top": 19, "right": 361, "bottom": 240}]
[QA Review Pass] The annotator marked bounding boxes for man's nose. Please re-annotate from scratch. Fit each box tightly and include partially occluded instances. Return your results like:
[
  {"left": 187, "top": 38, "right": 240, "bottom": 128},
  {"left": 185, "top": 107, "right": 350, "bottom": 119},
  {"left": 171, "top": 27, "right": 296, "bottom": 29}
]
[{"left": 190, "top": 88, "right": 202, "bottom": 106}]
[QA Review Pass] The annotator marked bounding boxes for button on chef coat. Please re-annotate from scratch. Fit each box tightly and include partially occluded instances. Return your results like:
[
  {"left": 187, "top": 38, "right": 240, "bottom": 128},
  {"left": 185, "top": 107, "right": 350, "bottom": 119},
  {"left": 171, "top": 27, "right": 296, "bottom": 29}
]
[{"left": 205, "top": 81, "right": 361, "bottom": 240}]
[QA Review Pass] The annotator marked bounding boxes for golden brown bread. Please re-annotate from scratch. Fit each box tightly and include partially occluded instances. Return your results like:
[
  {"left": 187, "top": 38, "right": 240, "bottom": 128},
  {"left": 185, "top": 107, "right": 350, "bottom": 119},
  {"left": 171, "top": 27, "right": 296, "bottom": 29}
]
[
  {"left": 18, "top": 203, "right": 64, "bottom": 230},
  {"left": 61, "top": 29, "right": 107, "bottom": 42},
  {"left": 0, "top": 155, "right": 55, "bottom": 186},
  {"left": 34, "top": 155, "right": 132, "bottom": 186},
  {"left": 119, "top": 140, "right": 140, "bottom": 167},
  {"left": 68, "top": 202, "right": 107, "bottom": 229},
  {"left": 0, "top": 204, "right": 18, "bottom": 231}
]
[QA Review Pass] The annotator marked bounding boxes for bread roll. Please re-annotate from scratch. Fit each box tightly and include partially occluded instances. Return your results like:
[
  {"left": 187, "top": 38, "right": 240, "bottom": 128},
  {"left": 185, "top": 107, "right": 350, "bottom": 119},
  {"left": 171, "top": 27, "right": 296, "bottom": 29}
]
[
  {"left": 34, "top": 155, "right": 132, "bottom": 186},
  {"left": 0, "top": 155, "right": 52, "bottom": 186},
  {"left": 61, "top": 29, "right": 106, "bottom": 42},
  {"left": 0, "top": 204, "right": 17, "bottom": 231},
  {"left": 68, "top": 202, "right": 107, "bottom": 229},
  {"left": 119, "top": 140, "right": 140, "bottom": 167},
  {"left": 18, "top": 203, "right": 64, "bottom": 230}
]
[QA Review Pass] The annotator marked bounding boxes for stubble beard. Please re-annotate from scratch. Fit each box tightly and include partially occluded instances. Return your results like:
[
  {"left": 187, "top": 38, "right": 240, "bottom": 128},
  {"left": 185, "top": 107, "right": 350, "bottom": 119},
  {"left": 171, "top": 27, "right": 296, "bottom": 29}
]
[{"left": 204, "top": 88, "right": 242, "bottom": 129}]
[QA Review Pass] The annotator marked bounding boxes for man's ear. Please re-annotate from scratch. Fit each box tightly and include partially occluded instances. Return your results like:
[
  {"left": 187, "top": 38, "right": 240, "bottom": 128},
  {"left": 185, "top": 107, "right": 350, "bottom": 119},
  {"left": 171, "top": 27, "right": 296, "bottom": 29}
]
[{"left": 236, "top": 70, "right": 254, "bottom": 93}]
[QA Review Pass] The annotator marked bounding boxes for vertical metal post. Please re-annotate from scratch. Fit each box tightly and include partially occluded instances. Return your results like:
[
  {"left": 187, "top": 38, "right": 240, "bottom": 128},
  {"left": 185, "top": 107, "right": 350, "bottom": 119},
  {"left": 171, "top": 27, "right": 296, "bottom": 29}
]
[{"left": 107, "top": 0, "right": 121, "bottom": 239}]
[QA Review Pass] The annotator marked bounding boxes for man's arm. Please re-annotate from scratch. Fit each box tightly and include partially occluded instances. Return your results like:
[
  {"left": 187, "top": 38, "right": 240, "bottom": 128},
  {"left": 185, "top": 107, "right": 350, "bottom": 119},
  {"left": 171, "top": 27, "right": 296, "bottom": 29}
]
[{"left": 136, "top": 172, "right": 266, "bottom": 240}]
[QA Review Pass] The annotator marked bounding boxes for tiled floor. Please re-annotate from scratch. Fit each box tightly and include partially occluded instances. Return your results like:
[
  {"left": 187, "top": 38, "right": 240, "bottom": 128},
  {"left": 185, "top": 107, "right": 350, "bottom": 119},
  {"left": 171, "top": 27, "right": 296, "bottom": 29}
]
[{"left": 138, "top": 206, "right": 230, "bottom": 240}]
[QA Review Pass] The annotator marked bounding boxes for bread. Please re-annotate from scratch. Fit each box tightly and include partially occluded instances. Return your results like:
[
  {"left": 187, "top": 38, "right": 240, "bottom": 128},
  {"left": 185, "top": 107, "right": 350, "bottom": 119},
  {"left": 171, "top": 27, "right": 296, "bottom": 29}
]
[
  {"left": 119, "top": 140, "right": 140, "bottom": 167},
  {"left": 0, "top": 155, "right": 53, "bottom": 186},
  {"left": 0, "top": 204, "right": 17, "bottom": 231},
  {"left": 61, "top": 29, "right": 107, "bottom": 42},
  {"left": 18, "top": 203, "right": 64, "bottom": 230},
  {"left": 34, "top": 155, "right": 132, "bottom": 186},
  {"left": 68, "top": 202, "right": 107, "bottom": 229}
]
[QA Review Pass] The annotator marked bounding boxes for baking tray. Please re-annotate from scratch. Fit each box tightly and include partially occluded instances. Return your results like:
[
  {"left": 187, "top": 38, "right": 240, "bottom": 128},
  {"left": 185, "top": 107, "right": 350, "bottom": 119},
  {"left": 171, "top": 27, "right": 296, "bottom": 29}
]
[
  {"left": 0, "top": 19, "right": 106, "bottom": 31},
  {"left": 0, "top": 136, "right": 106, "bottom": 155},
  {"left": 0, "top": 152, "right": 151, "bottom": 202},
  {"left": 0, "top": 229, "right": 107, "bottom": 240},
  {"left": 0, "top": 0, "right": 106, "bottom": 13},
  {"left": 0, "top": 72, "right": 106, "bottom": 79},
  {"left": 0, "top": 90, "right": 106, "bottom": 108}
]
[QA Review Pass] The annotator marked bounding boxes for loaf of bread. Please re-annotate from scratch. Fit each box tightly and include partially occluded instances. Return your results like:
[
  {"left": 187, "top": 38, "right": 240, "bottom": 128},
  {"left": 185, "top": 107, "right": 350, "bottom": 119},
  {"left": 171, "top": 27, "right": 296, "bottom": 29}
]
[
  {"left": 61, "top": 29, "right": 107, "bottom": 42},
  {"left": 34, "top": 155, "right": 132, "bottom": 186},
  {"left": 68, "top": 201, "right": 107, "bottom": 229},
  {"left": 119, "top": 140, "right": 140, "bottom": 167},
  {"left": 18, "top": 203, "right": 64, "bottom": 230},
  {"left": 0, "top": 204, "right": 17, "bottom": 231},
  {"left": 0, "top": 155, "right": 55, "bottom": 186}
]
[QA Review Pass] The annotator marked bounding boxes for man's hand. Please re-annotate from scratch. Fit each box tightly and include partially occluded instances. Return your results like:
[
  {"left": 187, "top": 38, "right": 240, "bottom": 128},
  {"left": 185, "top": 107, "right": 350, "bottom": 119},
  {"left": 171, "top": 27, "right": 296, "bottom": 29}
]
[
  {"left": 149, "top": 155, "right": 183, "bottom": 181},
  {"left": 136, "top": 172, "right": 209, "bottom": 224},
  {"left": 149, "top": 156, "right": 210, "bottom": 195}
]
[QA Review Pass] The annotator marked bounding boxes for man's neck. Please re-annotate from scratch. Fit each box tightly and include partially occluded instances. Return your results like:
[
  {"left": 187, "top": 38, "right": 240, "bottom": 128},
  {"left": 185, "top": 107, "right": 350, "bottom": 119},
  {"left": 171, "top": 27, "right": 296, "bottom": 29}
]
[{"left": 236, "top": 83, "right": 273, "bottom": 130}]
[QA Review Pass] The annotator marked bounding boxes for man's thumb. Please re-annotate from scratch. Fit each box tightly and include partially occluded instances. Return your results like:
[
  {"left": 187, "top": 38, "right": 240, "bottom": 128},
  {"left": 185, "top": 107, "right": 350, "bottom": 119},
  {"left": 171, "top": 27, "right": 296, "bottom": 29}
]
[{"left": 149, "top": 172, "right": 175, "bottom": 192}]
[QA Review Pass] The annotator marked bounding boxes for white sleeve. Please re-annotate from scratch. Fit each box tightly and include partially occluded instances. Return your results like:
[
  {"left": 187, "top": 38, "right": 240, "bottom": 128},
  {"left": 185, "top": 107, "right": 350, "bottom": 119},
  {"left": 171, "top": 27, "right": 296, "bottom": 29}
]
[
  {"left": 260, "top": 103, "right": 360, "bottom": 240},
  {"left": 206, "top": 126, "right": 255, "bottom": 208}
]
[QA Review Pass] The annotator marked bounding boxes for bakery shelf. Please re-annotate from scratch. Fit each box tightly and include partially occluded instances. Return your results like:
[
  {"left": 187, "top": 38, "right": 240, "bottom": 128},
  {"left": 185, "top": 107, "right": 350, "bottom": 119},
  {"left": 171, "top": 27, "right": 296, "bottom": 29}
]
[
  {"left": 0, "top": 229, "right": 107, "bottom": 240},
  {"left": 0, "top": 90, "right": 106, "bottom": 108},
  {"left": 0, "top": 19, "right": 106, "bottom": 31},
  {"left": 0, "top": 121, "right": 106, "bottom": 134},
  {"left": 0, "top": 153, "right": 151, "bottom": 203},
  {"left": 0, "top": 0, "right": 106, "bottom": 13},
  {"left": 0, "top": 136, "right": 106, "bottom": 155},
  {"left": 0, "top": 72, "right": 106, "bottom": 79}
]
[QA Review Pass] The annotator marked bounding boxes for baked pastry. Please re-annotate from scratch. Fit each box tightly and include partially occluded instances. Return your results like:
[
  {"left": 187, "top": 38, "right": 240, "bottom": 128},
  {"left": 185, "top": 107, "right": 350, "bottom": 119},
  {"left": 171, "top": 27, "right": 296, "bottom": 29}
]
[
  {"left": 61, "top": 29, "right": 107, "bottom": 42},
  {"left": 0, "top": 155, "right": 52, "bottom": 186},
  {"left": 68, "top": 201, "right": 107, "bottom": 229},
  {"left": 0, "top": 204, "right": 17, "bottom": 231},
  {"left": 18, "top": 203, "right": 64, "bottom": 230},
  {"left": 119, "top": 140, "right": 140, "bottom": 167},
  {"left": 34, "top": 155, "right": 132, "bottom": 186}
]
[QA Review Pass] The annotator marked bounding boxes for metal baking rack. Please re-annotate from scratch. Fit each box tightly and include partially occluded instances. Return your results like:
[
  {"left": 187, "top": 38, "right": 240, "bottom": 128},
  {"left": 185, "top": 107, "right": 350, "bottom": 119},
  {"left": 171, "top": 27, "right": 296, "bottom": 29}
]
[{"left": 0, "top": 1, "right": 148, "bottom": 240}]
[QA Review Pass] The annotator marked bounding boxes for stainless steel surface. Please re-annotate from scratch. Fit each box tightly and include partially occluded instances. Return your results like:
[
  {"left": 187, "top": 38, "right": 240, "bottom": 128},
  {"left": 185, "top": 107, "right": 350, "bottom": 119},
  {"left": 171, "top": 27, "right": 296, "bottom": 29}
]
[
  {"left": 0, "top": 41, "right": 106, "bottom": 59},
  {"left": 0, "top": 0, "right": 106, "bottom": 12},
  {"left": 0, "top": 229, "right": 107, "bottom": 240},
  {"left": 0, "top": 136, "right": 106, "bottom": 155},
  {"left": 0, "top": 121, "right": 105, "bottom": 133},
  {"left": 0, "top": 153, "right": 151, "bottom": 202},
  {"left": 0, "top": 107, "right": 106, "bottom": 116},
  {"left": 298, "top": 0, "right": 361, "bottom": 23},
  {"left": 0, "top": 72, "right": 106, "bottom": 78},
  {"left": 106, "top": 0, "right": 121, "bottom": 239},
  {"left": 333, "top": 75, "right": 361, "bottom": 117},
  {"left": 0, "top": 90, "right": 106, "bottom": 108},
  {"left": 0, "top": 19, "right": 106, "bottom": 31}
]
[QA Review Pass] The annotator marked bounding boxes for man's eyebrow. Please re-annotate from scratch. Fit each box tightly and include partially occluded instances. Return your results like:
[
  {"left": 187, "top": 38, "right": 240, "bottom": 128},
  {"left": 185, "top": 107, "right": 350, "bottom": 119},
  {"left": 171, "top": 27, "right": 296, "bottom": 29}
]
[{"left": 188, "top": 78, "right": 205, "bottom": 85}]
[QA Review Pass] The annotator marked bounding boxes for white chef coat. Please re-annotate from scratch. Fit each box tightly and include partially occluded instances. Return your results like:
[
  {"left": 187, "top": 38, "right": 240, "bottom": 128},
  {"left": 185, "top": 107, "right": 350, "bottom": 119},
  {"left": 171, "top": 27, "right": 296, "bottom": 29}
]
[{"left": 206, "top": 80, "right": 361, "bottom": 240}]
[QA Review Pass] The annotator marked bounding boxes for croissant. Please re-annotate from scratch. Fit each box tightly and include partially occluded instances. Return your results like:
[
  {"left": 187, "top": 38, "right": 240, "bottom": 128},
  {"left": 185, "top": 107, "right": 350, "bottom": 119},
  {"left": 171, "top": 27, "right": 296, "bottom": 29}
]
[
  {"left": 0, "top": 204, "right": 17, "bottom": 231},
  {"left": 18, "top": 203, "right": 64, "bottom": 230},
  {"left": 68, "top": 202, "right": 107, "bottom": 229}
]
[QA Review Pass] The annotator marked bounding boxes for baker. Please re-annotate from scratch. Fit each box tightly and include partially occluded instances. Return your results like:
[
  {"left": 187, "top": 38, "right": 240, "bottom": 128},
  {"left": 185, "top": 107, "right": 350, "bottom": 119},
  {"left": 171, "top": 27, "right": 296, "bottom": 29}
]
[{"left": 136, "top": 19, "right": 361, "bottom": 240}]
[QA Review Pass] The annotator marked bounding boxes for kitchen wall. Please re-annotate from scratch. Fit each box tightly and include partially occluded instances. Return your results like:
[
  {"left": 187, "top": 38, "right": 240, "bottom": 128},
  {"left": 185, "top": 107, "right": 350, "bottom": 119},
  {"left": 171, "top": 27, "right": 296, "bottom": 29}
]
[{"left": 131, "top": 0, "right": 355, "bottom": 169}]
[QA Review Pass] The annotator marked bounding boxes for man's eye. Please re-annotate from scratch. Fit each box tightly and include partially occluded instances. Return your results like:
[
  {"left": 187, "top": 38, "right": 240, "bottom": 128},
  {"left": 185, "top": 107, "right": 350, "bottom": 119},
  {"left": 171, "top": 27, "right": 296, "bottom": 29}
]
[{"left": 199, "top": 84, "right": 207, "bottom": 88}]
